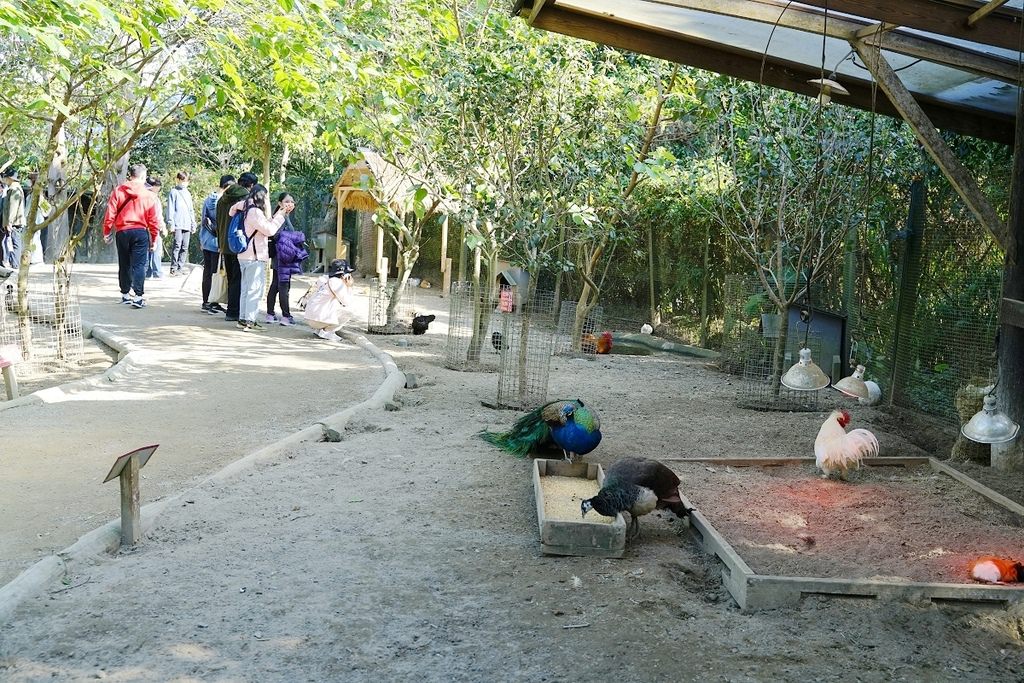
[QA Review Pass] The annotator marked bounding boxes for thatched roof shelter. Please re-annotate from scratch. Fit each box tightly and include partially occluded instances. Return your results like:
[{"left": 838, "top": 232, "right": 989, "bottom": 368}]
[
  {"left": 329, "top": 149, "right": 457, "bottom": 277},
  {"left": 333, "top": 148, "right": 454, "bottom": 215}
]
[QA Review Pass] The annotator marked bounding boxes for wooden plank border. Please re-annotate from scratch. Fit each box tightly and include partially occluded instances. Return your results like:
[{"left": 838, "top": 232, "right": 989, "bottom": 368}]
[{"left": 671, "top": 456, "right": 1024, "bottom": 610}]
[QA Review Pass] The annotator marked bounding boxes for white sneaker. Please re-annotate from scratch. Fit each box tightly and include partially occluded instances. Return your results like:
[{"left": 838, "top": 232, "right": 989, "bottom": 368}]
[{"left": 315, "top": 328, "right": 338, "bottom": 342}]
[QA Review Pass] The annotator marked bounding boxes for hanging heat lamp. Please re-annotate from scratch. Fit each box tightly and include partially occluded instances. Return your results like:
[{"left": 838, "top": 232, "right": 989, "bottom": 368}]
[
  {"left": 781, "top": 301, "right": 830, "bottom": 391},
  {"left": 962, "top": 391, "right": 1020, "bottom": 444},
  {"left": 833, "top": 364, "right": 869, "bottom": 399},
  {"left": 807, "top": 77, "right": 849, "bottom": 106},
  {"left": 781, "top": 347, "right": 831, "bottom": 391}
]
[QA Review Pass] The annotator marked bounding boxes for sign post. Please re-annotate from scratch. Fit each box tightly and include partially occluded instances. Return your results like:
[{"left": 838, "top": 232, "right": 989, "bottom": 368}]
[{"left": 103, "top": 445, "right": 159, "bottom": 546}]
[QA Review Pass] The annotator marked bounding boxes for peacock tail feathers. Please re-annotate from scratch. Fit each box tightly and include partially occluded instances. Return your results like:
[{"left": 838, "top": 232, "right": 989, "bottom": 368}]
[
  {"left": 478, "top": 403, "right": 554, "bottom": 457},
  {"left": 479, "top": 399, "right": 598, "bottom": 457}
]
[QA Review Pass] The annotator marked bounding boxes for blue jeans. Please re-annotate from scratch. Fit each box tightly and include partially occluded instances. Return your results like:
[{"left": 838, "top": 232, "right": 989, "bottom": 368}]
[
  {"left": 2, "top": 226, "right": 23, "bottom": 269},
  {"left": 116, "top": 228, "right": 149, "bottom": 297},
  {"left": 171, "top": 229, "right": 190, "bottom": 271},
  {"left": 147, "top": 245, "right": 163, "bottom": 278}
]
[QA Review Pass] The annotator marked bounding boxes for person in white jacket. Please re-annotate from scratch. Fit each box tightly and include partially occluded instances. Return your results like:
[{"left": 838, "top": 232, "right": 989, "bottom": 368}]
[
  {"left": 303, "top": 258, "right": 355, "bottom": 341},
  {"left": 228, "top": 183, "right": 291, "bottom": 331}
]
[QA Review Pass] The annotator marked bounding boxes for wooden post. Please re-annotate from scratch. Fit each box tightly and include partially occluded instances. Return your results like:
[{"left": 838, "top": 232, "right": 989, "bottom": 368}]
[
  {"left": 1, "top": 364, "right": 18, "bottom": 400},
  {"left": 443, "top": 257, "right": 453, "bottom": 295},
  {"left": 439, "top": 215, "right": 449, "bottom": 271},
  {"left": 375, "top": 224, "right": 385, "bottom": 277},
  {"left": 992, "top": 90, "right": 1024, "bottom": 472},
  {"left": 336, "top": 191, "right": 349, "bottom": 259},
  {"left": 119, "top": 455, "right": 141, "bottom": 546},
  {"left": 888, "top": 178, "right": 927, "bottom": 408},
  {"left": 852, "top": 40, "right": 1013, "bottom": 260}
]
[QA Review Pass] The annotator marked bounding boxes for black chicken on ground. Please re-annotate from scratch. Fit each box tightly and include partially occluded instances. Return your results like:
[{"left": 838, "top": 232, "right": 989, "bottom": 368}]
[
  {"left": 491, "top": 331, "right": 507, "bottom": 352},
  {"left": 411, "top": 314, "right": 435, "bottom": 335},
  {"left": 581, "top": 457, "right": 690, "bottom": 540}
]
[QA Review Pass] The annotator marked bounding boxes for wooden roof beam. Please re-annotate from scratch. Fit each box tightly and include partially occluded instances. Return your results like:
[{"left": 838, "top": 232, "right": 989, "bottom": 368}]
[
  {"left": 852, "top": 39, "right": 1014, "bottom": 260},
  {"left": 530, "top": 5, "right": 1015, "bottom": 143},
  {"left": 795, "top": 0, "right": 1024, "bottom": 52},
  {"left": 645, "top": 0, "right": 1020, "bottom": 82},
  {"left": 968, "top": 0, "right": 1012, "bottom": 27}
]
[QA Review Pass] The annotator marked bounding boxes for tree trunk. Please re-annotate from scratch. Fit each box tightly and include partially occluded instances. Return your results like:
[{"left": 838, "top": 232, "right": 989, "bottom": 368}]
[
  {"left": 45, "top": 124, "right": 70, "bottom": 262},
  {"left": 516, "top": 274, "right": 539, "bottom": 404},
  {"left": 770, "top": 304, "right": 791, "bottom": 397},
  {"left": 383, "top": 218, "right": 422, "bottom": 328},
  {"left": 261, "top": 134, "right": 272, "bottom": 204},
  {"left": 467, "top": 250, "right": 497, "bottom": 364},
  {"left": 571, "top": 277, "right": 597, "bottom": 353},
  {"left": 278, "top": 141, "right": 290, "bottom": 188},
  {"left": 648, "top": 222, "right": 660, "bottom": 328},
  {"left": 553, "top": 222, "right": 566, "bottom": 323}
]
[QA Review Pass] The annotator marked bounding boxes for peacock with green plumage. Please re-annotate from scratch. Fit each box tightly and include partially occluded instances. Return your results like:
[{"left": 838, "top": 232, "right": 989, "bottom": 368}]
[{"left": 479, "top": 399, "right": 602, "bottom": 462}]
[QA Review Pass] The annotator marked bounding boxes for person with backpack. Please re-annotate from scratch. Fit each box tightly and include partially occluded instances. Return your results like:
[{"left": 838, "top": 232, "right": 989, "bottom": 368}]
[
  {"left": 303, "top": 258, "right": 355, "bottom": 342},
  {"left": 265, "top": 192, "right": 308, "bottom": 326},
  {"left": 200, "top": 174, "right": 232, "bottom": 315},
  {"left": 165, "top": 171, "right": 196, "bottom": 277},
  {"left": 215, "top": 171, "right": 257, "bottom": 322},
  {"left": 102, "top": 164, "right": 160, "bottom": 308},
  {"left": 228, "top": 183, "right": 291, "bottom": 331}
]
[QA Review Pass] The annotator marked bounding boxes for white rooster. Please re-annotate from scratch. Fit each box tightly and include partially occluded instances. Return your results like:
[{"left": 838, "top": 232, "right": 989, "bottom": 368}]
[{"left": 814, "top": 409, "right": 879, "bottom": 480}]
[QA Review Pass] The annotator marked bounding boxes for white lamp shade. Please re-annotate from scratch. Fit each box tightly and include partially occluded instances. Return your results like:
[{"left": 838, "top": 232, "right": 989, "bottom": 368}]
[
  {"left": 781, "top": 348, "right": 830, "bottom": 391},
  {"left": 834, "top": 364, "right": 869, "bottom": 399},
  {"left": 961, "top": 394, "right": 1020, "bottom": 444}
]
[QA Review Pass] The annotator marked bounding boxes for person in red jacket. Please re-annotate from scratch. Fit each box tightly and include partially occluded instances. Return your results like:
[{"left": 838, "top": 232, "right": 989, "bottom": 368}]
[{"left": 102, "top": 164, "right": 161, "bottom": 308}]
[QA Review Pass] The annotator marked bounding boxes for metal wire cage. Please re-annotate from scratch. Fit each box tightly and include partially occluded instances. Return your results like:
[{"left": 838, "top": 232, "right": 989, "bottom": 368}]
[
  {"left": 444, "top": 280, "right": 505, "bottom": 371},
  {"left": 555, "top": 301, "right": 603, "bottom": 357},
  {"left": 736, "top": 331, "right": 829, "bottom": 412},
  {"left": 367, "top": 278, "right": 418, "bottom": 335},
  {"left": 496, "top": 288, "right": 558, "bottom": 410},
  {"left": 0, "top": 279, "right": 84, "bottom": 375}
]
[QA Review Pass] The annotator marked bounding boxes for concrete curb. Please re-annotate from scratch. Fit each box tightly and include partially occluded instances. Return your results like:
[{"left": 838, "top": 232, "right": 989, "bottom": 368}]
[
  {"left": 0, "top": 321, "right": 152, "bottom": 413},
  {"left": 0, "top": 326, "right": 405, "bottom": 624}
]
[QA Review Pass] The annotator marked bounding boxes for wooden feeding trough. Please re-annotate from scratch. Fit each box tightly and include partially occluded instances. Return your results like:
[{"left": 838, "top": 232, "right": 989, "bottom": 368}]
[
  {"left": 533, "top": 459, "right": 626, "bottom": 557},
  {"left": 669, "top": 456, "right": 1024, "bottom": 611}
]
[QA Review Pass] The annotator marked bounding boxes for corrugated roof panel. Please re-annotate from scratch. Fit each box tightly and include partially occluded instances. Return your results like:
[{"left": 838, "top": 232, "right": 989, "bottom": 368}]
[{"left": 555, "top": 0, "right": 1021, "bottom": 117}]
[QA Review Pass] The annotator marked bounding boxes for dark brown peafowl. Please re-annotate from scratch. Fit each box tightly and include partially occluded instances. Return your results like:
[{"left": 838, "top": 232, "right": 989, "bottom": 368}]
[
  {"left": 582, "top": 457, "right": 690, "bottom": 540},
  {"left": 479, "top": 399, "right": 601, "bottom": 462}
]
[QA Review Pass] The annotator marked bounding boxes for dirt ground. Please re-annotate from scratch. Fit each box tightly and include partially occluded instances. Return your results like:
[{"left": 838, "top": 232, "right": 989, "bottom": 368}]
[
  {"left": 2, "top": 270, "right": 1024, "bottom": 682},
  {"left": 0, "top": 265, "right": 383, "bottom": 586},
  {"left": 677, "top": 462, "right": 1024, "bottom": 583}
]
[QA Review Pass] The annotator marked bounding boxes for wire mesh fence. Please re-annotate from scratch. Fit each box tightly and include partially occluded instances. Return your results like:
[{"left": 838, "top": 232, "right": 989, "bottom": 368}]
[
  {"left": 721, "top": 274, "right": 847, "bottom": 411},
  {"left": 555, "top": 301, "right": 603, "bottom": 357},
  {"left": 0, "top": 279, "right": 84, "bottom": 376},
  {"left": 736, "top": 332, "right": 829, "bottom": 412},
  {"left": 444, "top": 280, "right": 503, "bottom": 372},
  {"left": 367, "top": 278, "right": 417, "bottom": 335},
  {"left": 496, "top": 288, "right": 558, "bottom": 410}
]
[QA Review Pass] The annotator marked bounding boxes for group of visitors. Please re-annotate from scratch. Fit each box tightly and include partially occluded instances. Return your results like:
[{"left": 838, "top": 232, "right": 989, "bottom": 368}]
[
  {"left": 0, "top": 167, "right": 46, "bottom": 270},
  {"left": 102, "top": 165, "right": 355, "bottom": 341}
]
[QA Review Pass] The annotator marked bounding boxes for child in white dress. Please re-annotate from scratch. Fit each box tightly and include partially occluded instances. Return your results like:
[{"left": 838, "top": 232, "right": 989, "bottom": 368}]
[{"left": 303, "top": 258, "right": 355, "bottom": 341}]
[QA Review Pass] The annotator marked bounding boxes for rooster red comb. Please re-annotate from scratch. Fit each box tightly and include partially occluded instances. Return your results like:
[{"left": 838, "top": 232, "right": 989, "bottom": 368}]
[{"left": 838, "top": 409, "right": 851, "bottom": 426}]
